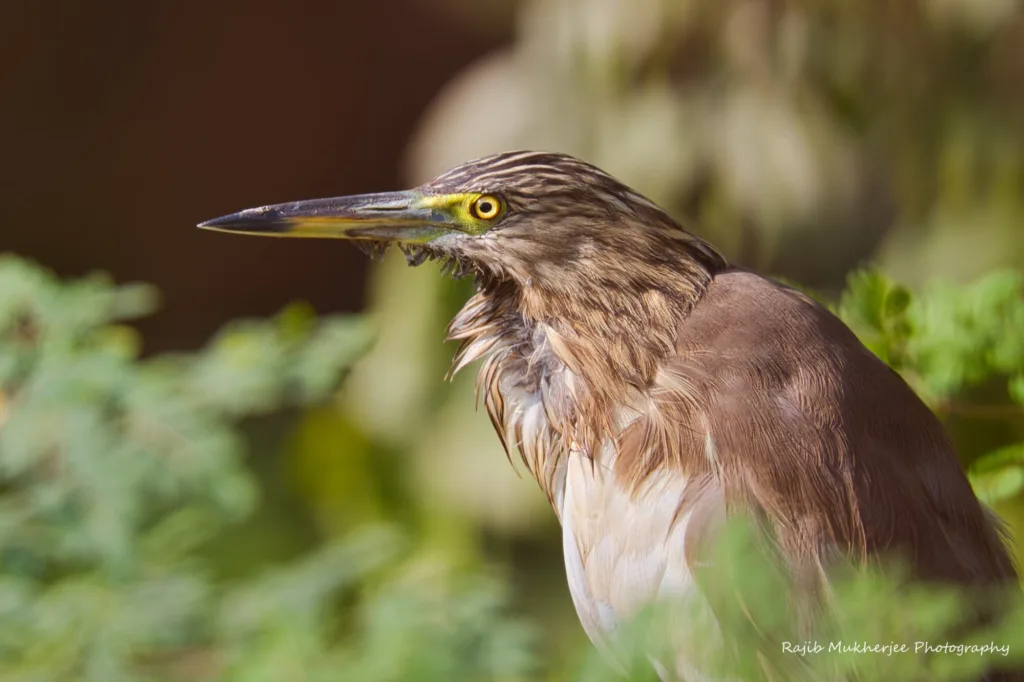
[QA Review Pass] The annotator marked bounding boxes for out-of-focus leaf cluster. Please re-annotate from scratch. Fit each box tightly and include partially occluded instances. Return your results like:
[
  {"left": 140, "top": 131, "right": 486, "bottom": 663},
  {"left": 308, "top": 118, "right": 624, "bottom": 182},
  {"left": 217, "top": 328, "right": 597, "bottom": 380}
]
[
  {"left": 0, "top": 255, "right": 535, "bottom": 682},
  {"left": 0, "top": 254, "right": 371, "bottom": 575},
  {"left": 837, "top": 269, "right": 1024, "bottom": 404}
]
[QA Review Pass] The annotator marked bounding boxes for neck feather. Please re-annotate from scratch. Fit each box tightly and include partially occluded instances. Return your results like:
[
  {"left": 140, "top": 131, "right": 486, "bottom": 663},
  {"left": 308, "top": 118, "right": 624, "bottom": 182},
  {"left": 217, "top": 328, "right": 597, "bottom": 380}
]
[{"left": 446, "top": 232, "right": 725, "bottom": 501}]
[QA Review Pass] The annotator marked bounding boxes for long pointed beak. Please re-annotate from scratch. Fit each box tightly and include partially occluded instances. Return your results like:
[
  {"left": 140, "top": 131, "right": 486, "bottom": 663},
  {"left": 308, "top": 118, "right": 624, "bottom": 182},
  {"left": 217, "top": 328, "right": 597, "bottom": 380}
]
[{"left": 198, "top": 190, "right": 447, "bottom": 243}]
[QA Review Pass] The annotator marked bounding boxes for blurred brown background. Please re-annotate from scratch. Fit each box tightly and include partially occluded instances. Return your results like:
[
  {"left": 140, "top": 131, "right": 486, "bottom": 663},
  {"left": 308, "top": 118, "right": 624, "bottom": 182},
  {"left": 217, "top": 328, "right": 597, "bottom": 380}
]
[{"left": 0, "top": 0, "right": 503, "bottom": 351}]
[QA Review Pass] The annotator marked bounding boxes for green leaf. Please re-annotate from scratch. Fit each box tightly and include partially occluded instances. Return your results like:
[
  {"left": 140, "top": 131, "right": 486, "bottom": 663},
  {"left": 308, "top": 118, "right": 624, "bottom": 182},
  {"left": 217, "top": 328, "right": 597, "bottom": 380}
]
[
  {"left": 970, "top": 466, "right": 1024, "bottom": 505},
  {"left": 1010, "top": 374, "right": 1024, "bottom": 405},
  {"left": 970, "top": 443, "right": 1024, "bottom": 474},
  {"left": 969, "top": 442, "right": 1024, "bottom": 504},
  {"left": 835, "top": 269, "right": 913, "bottom": 365}
]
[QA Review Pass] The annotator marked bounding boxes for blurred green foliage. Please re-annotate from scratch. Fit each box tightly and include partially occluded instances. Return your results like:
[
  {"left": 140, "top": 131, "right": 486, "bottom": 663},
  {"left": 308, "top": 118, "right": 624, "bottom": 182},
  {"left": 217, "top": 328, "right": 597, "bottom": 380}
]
[
  {"left": 1, "top": 253, "right": 1023, "bottom": 681},
  {"left": 0, "top": 255, "right": 537, "bottom": 682}
]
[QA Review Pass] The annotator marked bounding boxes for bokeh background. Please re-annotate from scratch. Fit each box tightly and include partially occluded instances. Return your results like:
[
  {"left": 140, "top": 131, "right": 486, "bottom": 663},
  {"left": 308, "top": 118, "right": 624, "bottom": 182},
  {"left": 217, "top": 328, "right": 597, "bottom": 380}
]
[{"left": 3, "top": 0, "right": 1024, "bottom": 679}]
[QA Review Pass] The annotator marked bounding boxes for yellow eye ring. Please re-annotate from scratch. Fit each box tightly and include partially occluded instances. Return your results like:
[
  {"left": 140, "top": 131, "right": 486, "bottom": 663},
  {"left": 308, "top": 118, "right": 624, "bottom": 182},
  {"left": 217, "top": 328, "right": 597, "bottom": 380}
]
[{"left": 470, "top": 195, "right": 502, "bottom": 221}]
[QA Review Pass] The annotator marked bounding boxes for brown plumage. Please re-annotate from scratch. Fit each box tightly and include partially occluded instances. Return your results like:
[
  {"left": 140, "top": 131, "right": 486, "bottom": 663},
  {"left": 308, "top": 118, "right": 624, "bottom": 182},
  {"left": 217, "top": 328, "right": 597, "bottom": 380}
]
[{"left": 200, "top": 150, "right": 1020, "bottom": 680}]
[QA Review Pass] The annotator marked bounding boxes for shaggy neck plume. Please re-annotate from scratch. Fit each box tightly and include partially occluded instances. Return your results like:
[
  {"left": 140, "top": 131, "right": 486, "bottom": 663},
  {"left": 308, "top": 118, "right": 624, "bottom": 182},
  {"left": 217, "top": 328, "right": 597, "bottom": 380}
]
[{"left": 445, "top": 230, "right": 726, "bottom": 503}]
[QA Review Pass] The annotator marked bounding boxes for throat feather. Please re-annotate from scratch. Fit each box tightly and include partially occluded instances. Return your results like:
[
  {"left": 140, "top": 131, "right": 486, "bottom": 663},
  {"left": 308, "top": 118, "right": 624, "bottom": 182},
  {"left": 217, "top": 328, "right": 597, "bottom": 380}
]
[{"left": 446, "top": 256, "right": 715, "bottom": 506}]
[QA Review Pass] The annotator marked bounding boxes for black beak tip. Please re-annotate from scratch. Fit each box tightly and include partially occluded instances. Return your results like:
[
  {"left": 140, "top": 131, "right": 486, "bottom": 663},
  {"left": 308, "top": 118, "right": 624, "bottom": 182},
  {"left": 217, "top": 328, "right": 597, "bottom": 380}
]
[
  {"left": 196, "top": 212, "right": 241, "bottom": 230},
  {"left": 197, "top": 208, "right": 288, "bottom": 233}
]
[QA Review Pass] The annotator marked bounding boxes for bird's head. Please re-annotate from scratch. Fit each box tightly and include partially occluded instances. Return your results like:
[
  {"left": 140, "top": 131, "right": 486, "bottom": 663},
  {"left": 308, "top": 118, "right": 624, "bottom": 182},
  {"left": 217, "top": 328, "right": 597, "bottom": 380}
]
[{"left": 200, "top": 151, "right": 725, "bottom": 289}]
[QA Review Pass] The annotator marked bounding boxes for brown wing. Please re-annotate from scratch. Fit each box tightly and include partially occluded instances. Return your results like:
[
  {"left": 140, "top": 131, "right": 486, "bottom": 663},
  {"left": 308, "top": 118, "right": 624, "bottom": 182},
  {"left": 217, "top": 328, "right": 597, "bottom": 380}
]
[{"left": 634, "top": 269, "right": 1017, "bottom": 588}]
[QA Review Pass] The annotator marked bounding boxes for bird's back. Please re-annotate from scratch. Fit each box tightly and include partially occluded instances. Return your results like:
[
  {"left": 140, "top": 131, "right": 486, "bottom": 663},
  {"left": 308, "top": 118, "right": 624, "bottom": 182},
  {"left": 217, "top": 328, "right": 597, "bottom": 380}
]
[{"left": 663, "top": 269, "right": 1017, "bottom": 587}]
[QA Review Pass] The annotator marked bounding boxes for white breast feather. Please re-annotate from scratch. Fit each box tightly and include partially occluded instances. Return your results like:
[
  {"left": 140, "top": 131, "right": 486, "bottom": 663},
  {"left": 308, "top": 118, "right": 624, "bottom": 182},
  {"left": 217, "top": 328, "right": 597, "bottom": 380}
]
[{"left": 466, "top": 317, "right": 728, "bottom": 680}]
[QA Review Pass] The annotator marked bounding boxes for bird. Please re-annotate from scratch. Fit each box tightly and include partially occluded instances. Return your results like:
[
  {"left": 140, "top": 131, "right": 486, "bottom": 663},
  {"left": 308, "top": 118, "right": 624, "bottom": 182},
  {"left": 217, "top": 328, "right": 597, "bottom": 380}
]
[{"left": 200, "top": 150, "right": 1019, "bottom": 680}]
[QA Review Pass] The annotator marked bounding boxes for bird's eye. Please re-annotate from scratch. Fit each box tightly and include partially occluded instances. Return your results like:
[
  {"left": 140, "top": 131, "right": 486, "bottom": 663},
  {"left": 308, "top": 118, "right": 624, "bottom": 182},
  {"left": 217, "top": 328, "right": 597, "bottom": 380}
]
[{"left": 470, "top": 195, "right": 502, "bottom": 221}]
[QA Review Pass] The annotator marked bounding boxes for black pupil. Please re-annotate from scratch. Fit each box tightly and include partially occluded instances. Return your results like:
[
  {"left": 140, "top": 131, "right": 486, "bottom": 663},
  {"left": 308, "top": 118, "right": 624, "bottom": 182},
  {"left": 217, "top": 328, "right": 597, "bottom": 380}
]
[{"left": 477, "top": 200, "right": 493, "bottom": 215}]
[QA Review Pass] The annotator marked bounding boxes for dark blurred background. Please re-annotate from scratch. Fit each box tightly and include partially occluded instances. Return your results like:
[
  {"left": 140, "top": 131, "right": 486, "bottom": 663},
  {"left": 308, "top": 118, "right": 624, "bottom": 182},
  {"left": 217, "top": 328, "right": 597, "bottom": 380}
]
[
  {"left": 3, "top": 0, "right": 1023, "bottom": 677},
  {"left": 1, "top": 0, "right": 504, "bottom": 350}
]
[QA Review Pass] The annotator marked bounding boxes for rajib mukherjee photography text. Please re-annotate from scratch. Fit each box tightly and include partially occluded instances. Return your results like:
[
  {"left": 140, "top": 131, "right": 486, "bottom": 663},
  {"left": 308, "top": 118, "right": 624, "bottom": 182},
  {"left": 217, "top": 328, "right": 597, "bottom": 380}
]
[{"left": 782, "top": 641, "right": 1011, "bottom": 658}]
